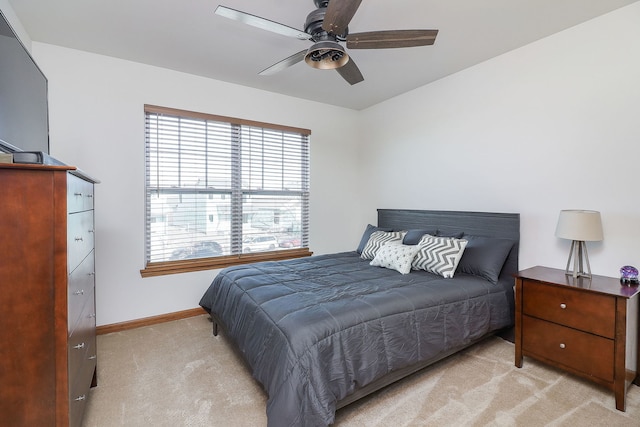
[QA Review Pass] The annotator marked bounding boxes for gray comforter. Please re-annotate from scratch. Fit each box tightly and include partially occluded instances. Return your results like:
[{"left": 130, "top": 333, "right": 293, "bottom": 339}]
[{"left": 199, "top": 251, "right": 512, "bottom": 426}]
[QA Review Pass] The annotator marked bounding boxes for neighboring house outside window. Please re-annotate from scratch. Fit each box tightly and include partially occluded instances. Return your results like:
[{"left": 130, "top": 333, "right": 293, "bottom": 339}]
[{"left": 141, "top": 105, "right": 311, "bottom": 277}]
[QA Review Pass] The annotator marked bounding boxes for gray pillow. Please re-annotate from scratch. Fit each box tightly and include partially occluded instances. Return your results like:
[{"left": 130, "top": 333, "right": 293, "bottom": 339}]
[
  {"left": 356, "top": 224, "right": 392, "bottom": 254},
  {"left": 403, "top": 229, "right": 438, "bottom": 245},
  {"left": 456, "top": 235, "right": 515, "bottom": 284},
  {"left": 437, "top": 230, "right": 465, "bottom": 238}
]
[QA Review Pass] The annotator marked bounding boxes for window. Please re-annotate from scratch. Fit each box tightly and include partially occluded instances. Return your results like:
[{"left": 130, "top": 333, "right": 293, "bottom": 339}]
[{"left": 141, "top": 105, "right": 311, "bottom": 277}]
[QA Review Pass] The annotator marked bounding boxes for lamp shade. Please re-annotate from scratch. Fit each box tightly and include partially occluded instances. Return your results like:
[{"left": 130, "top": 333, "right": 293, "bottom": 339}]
[{"left": 555, "top": 210, "right": 603, "bottom": 242}]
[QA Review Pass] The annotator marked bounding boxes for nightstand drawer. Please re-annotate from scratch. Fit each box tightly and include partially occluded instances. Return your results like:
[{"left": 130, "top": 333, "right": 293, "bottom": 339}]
[
  {"left": 522, "top": 281, "right": 615, "bottom": 338},
  {"left": 523, "top": 315, "right": 614, "bottom": 382}
]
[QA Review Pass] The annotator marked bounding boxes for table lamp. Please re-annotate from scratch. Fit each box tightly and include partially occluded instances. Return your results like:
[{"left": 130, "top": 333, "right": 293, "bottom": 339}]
[{"left": 555, "top": 210, "right": 603, "bottom": 278}]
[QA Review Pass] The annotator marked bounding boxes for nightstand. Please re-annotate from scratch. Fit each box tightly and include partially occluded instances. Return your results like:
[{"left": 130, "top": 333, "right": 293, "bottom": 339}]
[{"left": 515, "top": 266, "right": 639, "bottom": 411}]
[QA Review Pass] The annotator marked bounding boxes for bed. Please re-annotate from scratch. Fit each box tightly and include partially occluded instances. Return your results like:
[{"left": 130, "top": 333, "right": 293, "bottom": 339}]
[{"left": 199, "top": 209, "right": 520, "bottom": 426}]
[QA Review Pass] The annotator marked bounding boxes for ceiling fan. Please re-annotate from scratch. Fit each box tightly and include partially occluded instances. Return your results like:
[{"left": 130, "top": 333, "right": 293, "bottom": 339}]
[{"left": 215, "top": 0, "right": 438, "bottom": 85}]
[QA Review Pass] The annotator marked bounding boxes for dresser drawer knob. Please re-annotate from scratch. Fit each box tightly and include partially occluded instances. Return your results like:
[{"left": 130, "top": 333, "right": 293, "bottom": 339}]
[
  {"left": 73, "top": 289, "right": 84, "bottom": 295},
  {"left": 560, "top": 303, "right": 567, "bottom": 309},
  {"left": 74, "top": 395, "right": 86, "bottom": 401},
  {"left": 73, "top": 342, "right": 85, "bottom": 350},
  {"left": 74, "top": 237, "right": 84, "bottom": 242},
  {"left": 86, "top": 194, "right": 93, "bottom": 198},
  {"left": 559, "top": 343, "right": 566, "bottom": 349}
]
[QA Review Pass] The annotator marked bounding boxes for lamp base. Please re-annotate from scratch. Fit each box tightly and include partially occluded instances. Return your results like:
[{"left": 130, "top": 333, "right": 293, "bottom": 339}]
[{"left": 565, "top": 240, "right": 592, "bottom": 279}]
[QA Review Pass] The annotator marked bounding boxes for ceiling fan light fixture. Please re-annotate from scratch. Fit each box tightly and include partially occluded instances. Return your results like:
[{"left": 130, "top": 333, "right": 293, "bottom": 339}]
[{"left": 304, "top": 40, "right": 349, "bottom": 70}]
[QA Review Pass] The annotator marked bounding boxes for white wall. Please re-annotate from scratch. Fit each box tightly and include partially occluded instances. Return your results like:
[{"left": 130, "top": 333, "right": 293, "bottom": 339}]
[
  {"left": 359, "top": 3, "right": 640, "bottom": 278},
  {"left": 30, "top": 44, "right": 362, "bottom": 326}
]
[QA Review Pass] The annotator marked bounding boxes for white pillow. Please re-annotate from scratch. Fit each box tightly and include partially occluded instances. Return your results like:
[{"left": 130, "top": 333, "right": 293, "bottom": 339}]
[
  {"left": 370, "top": 241, "right": 421, "bottom": 275},
  {"left": 360, "top": 230, "right": 407, "bottom": 260},
  {"left": 412, "top": 235, "right": 468, "bottom": 278}
]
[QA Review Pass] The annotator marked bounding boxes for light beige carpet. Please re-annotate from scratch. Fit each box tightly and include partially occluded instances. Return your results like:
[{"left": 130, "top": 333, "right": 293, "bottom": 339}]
[{"left": 82, "top": 315, "right": 640, "bottom": 426}]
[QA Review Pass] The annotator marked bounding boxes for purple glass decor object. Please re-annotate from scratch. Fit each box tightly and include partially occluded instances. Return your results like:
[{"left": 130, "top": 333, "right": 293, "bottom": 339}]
[{"left": 620, "top": 265, "right": 639, "bottom": 286}]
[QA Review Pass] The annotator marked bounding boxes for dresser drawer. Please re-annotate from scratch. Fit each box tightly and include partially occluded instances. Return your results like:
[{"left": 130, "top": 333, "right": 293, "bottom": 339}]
[
  {"left": 68, "top": 175, "right": 94, "bottom": 213},
  {"left": 522, "top": 280, "right": 615, "bottom": 338},
  {"left": 68, "top": 344, "right": 97, "bottom": 427},
  {"left": 68, "top": 251, "right": 95, "bottom": 331},
  {"left": 523, "top": 315, "right": 614, "bottom": 382},
  {"left": 68, "top": 210, "right": 95, "bottom": 272},
  {"left": 68, "top": 289, "right": 96, "bottom": 378}
]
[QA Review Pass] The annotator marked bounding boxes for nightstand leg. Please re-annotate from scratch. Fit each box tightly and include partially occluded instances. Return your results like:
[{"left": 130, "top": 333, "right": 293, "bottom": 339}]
[{"left": 615, "top": 390, "right": 626, "bottom": 412}]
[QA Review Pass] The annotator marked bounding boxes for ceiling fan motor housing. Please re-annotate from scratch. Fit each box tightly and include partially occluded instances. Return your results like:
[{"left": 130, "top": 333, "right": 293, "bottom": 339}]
[{"left": 304, "top": 6, "right": 347, "bottom": 41}]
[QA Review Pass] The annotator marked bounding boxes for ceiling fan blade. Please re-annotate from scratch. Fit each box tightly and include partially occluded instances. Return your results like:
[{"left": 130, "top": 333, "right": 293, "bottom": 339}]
[
  {"left": 215, "top": 6, "right": 312, "bottom": 41},
  {"left": 259, "top": 50, "right": 308, "bottom": 75},
  {"left": 336, "top": 58, "right": 364, "bottom": 85},
  {"left": 322, "top": 0, "right": 362, "bottom": 35},
  {"left": 347, "top": 29, "right": 438, "bottom": 49}
]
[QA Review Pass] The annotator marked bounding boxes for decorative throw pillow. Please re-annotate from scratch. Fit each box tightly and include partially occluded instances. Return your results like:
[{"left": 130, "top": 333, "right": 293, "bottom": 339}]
[
  {"left": 456, "top": 235, "right": 515, "bottom": 283},
  {"left": 370, "top": 241, "right": 421, "bottom": 275},
  {"left": 412, "top": 235, "right": 468, "bottom": 278},
  {"left": 360, "top": 230, "right": 407, "bottom": 260},
  {"left": 356, "top": 224, "right": 393, "bottom": 254}
]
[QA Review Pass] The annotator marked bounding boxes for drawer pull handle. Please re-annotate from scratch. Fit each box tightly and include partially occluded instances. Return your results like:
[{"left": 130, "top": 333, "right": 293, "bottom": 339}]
[
  {"left": 86, "top": 194, "right": 93, "bottom": 198},
  {"left": 88, "top": 272, "right": 95, "bottom": 276},
  {"left": 73, "top": 342, "right": 85, "bottom": 350},
  {"left": 74, "top": 192, "right": 83, "bottom": 197},
  {"left": 75, "top": 237, "right": 84, "bottom": 242},
  {"left": 88, "top": 229, "right": 95, "bottom": 233},
  {"left": 559, "top": 343, "right": 566, "bottom": 349},
  {"left": 88, "top": 313, "right": 96, "bottom": 318},
  {"left": 560, "top": 303, "right": 567, "bottom": 309},
  {"left": 74, "top": 395, "right": 86, "bottom": 401},
  {"left": 89, "top": 355, "right": 97, "bottom": 360},
  {"left": 73, "top": 289, "right": 84, "bottom": 295}
]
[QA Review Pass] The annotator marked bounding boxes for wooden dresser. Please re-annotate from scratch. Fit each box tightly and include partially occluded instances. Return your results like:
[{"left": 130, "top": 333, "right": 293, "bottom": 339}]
[
  {"left": 515, "top": 266, "right": 639, "bottom": 411},
  {"left": 0, "top": 163, "right": 98, "bottom": 426}
]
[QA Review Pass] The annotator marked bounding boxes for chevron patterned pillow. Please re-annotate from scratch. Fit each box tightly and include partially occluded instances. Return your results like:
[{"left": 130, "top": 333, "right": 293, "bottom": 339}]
[
  {"left": 360, "top": 230, "right": 407, "bottom": 260},
  {"left": 370, "top": 241, "right": 421, "bottom": 274},
  {"left": 412, "top": 235, "right": 468, "bottom": 278}
]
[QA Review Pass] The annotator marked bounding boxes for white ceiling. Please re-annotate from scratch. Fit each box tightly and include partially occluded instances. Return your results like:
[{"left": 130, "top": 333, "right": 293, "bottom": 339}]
[{"left": 8, "top": 0, "right": 639, "bottom": 110}]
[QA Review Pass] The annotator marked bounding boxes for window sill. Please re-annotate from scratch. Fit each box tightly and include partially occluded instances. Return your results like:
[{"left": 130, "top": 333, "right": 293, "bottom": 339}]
[{"left": 140, "top": 248, "right": 313, "bottom": 278}]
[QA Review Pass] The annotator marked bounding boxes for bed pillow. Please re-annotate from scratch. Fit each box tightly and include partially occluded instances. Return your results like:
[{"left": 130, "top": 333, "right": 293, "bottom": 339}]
[
  {"left": 402, "top": 229, "right": 438, "bottom": 245},
  {"left": 356, "top": 224, "right": 393, "bottom": 254},
  {"left": 456, "top": 235, "right": 515, "bottom": 284},
  {"left": 412, "top": 235, "right": 468, "bottom": 278},
  {"left": 370, "top": 241, "right": 421, "bottom": 275},
  {"left": 436, "top": 230, "right": 465, "bottom": 239},
  {"left": 360, "top": 230, "right": 407, "bottom": 260}
]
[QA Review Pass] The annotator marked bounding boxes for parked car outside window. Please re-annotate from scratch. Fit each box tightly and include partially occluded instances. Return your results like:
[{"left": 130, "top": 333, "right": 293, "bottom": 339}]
[
  {"left": 278, "top": 235, "right": 301, "bottom": 248},
  {"left": 242, "top": 235, "right": 278, "bottom": 253},
  {"left": 170, "top": 241, "right": 223, "bottom": 260}
]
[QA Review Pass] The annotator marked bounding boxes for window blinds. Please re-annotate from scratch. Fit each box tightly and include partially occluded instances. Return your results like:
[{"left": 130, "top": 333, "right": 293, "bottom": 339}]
[{"left": 144, "top": 106, "right": 310, "bottom": 264}]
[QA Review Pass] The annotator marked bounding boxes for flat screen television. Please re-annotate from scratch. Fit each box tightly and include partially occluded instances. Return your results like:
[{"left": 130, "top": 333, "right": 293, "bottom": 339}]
[{"left": 0, "top": 9, "right": 49, "bottom": 155}]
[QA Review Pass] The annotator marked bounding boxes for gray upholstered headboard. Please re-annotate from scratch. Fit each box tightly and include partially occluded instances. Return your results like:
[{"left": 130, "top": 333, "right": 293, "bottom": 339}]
[{"left": 377, "top": 209, "right": 520, "bottom": 321}]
